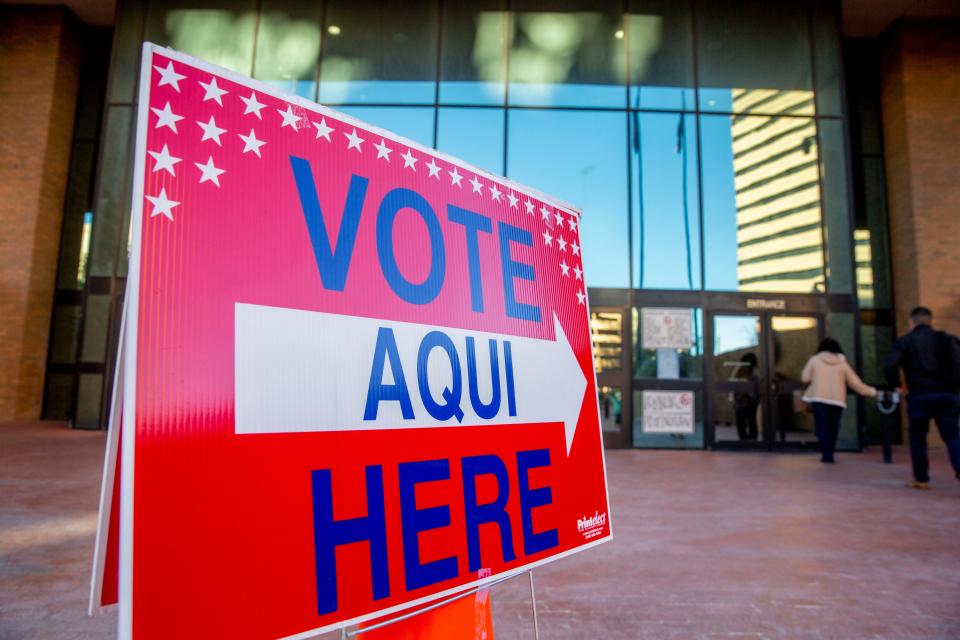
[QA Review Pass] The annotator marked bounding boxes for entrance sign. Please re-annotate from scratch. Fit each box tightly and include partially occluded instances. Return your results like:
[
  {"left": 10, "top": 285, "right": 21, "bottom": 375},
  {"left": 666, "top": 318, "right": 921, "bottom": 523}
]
[
  {"left": 641, "top": 391, "right": 695, "bottom": 434},
  {"left": 94, "top": 44, "right": 611, "bottom": 638},
  {"left": 641, "top": 307, "right": 692, "bottom": 350}
]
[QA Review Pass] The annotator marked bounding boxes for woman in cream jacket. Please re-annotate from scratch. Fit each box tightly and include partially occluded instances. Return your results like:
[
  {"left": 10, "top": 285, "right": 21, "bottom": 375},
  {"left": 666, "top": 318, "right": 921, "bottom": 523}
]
[{"left": 801, "top": 338, "right": 877, "bottom": 463}]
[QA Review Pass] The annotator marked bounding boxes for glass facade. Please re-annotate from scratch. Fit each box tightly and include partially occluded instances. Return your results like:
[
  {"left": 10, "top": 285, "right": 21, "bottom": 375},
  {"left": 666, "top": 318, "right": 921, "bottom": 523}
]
[{"left": 46, "top": 0, "right": 869, "bottom": 449}]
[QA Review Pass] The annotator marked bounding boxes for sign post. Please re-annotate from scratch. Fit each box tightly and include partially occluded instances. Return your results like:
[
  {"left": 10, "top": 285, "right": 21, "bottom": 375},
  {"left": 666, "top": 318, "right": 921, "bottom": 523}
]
[{"left": 92, "top": 43, "right": 612, "bottom": 639}]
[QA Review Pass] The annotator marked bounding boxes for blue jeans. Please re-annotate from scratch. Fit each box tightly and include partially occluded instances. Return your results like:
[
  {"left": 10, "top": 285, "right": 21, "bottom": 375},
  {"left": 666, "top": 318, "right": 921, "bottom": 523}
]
[
  {"left": 907, "top": 392, "right": 960, "bottom": 482},
  {"left": 812, "top": 402, "right": 843, "bottom": 462}
]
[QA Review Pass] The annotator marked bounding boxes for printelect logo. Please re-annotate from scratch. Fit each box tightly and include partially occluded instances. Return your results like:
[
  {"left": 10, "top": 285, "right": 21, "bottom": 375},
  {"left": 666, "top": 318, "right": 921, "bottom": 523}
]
[{"left": 577, "top": 510, "right": 607, "bottom": 537}]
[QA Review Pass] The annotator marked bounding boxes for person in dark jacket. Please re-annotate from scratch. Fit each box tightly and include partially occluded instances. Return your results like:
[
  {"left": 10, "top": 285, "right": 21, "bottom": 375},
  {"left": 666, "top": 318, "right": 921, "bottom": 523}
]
[{"left": 884, "top": 306, "right": 960, "bottom": 489}]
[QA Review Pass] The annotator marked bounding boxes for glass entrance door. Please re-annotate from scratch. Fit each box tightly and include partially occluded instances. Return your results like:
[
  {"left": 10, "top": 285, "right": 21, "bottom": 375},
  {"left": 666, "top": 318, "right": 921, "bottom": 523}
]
[{"left": 709, "top": 312, "right": 823, "bottom": 449}]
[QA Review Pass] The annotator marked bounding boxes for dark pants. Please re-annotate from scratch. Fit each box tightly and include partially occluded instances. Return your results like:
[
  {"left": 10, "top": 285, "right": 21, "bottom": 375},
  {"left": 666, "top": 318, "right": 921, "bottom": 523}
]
[
  {"left": 735, "top": 404, "right": 758, "bottom": 440},
  {"left": 812, "top": 402, "right": 843, "bottom": 462},
  {"left": 906, "top": 392, "right": 960, "bottom": 483}
]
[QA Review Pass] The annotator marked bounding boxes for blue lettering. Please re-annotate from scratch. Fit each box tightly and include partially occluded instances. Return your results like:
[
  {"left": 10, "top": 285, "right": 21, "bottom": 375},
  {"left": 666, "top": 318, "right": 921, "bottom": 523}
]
[
  {"left": 498, "top": 222, "right": 541, "bottom": 323},
  {"left": 417, "top": 331, "right": 464, "bottom": 423},
  {"left": 462, "top": 455, "right": 516, "bottom": 571},
  {"left": 465, "top": 337, "right": 501, "bottom": 420},
  {"left": 517, "top": 449, "right": 558, "bottom": 556},
  {"left": 377, "top": 188, "right": 446, "bottom": 305},
  {"left": 311, "top": 466, "right": 389, "bottom": 615},
  {"left": 504, "top": 340, "right": 517, "bottom": 417},
  {"left": 364, "top": 327, "right": 414, "bottom": 421},
  {"left": 399, "top": 459, "right": 458, "bottom": 591},
  {"left": 447, "top": 205, "right": 492, "bottom": 313},
  {"left": 289, "top": 157, "right": 368, "bottom": 292}
]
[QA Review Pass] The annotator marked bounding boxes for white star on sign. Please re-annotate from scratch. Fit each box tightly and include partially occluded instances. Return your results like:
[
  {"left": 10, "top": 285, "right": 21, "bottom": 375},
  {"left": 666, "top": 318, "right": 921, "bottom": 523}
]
[
  {"left": 146, "top": 187, "right": 179, "bottom": 221},
  {"left": 507, "top": 192, "right": 519, "bottom": 209},
  {"left": 572, "top": 241, "right": 580, "bottom": 256},
  {"left": 147, "top": 144, "right": 181, "bottom": 176},
  {"left": 238, "top": 128, "right": 266, "bottom": 157},
  {"left": 313, "top": 118, "right": 334, "bottom": 141},
  {"left": 489, "top": 183, "right": 502, "bottom": 201},
  {"left": 151, "top": 102, "right": 183, "bottom": 132},
  {"left": 568, "top": 215, "right": 578, "bottom": 232},
  {"left": 542, "top": 229, "right": 553, "bottom": 246},
  {"left": 524, "top": 199, "right": 534, "bottom": 215},
  {"left": 197, "top": 115, "right": 226, "bottom": 146},
  {"left": 240, "top": 91, "right": 265, "bottom": 118},
  {"left": 557, "top": 236, "right": 568, "bottom": 252},
  {"left": 154, "top": 61, "right": 185, "bottom": 91},
  {"left": 375, "top": 139, "right": 392, "bottom": 161},
  {"left": 198, "top": 76, "right": 228, "bottom": 105},
  {"left": 278, "top": 105, "right": 301, "bottom": 129},
  {"left": 554, "top": 211, "right": 564, "bottom": 227},
  {"left": 560, "top": 260, "right": 570, "bottom": 277},
  {"left": 401, "top": 149, "right": 418, "bottom": 170},
  {"left": 574, "top": 265, "right": 583, "bottom": 280},
  {"left": 470, "top": 176, "right": 483, "bottom": 194},
  {"left": 344, "top": 128, "right": 364, "bottom": 152},
  {"left": 449, "top": 166, "right": 463, "bottom": 187},
  {"left": 540, "top": 204, "right": 551, "bottom": 222},
  {"left": 195, "top": 156, "right": 225, "bottom": 186},
  {"left": 426, "top": 158, "right": 441, "bottom": 179},
  {"left": 576, "top": 290, "right": 586, "bottom": 305}
]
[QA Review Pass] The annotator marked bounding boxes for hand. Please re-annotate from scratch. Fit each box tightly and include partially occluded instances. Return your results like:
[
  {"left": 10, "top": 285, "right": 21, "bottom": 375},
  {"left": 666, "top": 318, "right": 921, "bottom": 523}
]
[{"left": 895, "top": 387, "right": 906, "bottom": 395}]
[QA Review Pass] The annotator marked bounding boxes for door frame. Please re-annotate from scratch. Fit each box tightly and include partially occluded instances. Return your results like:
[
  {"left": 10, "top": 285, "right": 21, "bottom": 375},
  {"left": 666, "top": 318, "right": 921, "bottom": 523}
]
[{"left": 705, "top": 309, "right": 825, "bottom": 451}]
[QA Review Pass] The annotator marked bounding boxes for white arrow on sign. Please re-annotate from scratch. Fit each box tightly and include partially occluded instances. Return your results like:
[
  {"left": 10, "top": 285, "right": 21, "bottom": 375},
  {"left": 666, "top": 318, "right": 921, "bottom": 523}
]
[{"left": 234, "top": 303, "right": 587, "bottom": 454}]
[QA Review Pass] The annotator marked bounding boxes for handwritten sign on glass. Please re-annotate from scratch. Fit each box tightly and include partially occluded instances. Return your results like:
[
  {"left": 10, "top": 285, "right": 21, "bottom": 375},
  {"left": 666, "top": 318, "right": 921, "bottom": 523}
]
[
  {"left": 641, "top": 308, "right": 692, "bottom": 350},
  {"left": 642, "top": 390, "right": 695, "bottom": 434}
]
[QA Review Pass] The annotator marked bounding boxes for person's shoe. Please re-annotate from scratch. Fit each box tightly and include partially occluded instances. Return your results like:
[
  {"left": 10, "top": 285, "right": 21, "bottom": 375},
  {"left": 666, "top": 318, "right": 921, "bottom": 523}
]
[
  {"left": 907, "top": 479, "right": 931, "bottom": 490},
  {"left": 820, "top": 457, "right": 835, "bottom": 464}
]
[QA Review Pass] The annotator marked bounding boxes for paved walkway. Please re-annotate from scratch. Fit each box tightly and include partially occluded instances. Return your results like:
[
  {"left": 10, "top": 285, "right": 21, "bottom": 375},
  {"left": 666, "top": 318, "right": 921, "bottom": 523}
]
[{"left": 1, "top": 422, "right": 958, "bottom": 639}]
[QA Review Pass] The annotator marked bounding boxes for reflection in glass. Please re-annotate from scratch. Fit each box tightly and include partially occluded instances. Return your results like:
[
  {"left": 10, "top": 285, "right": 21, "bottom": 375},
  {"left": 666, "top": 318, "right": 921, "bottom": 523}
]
[
  {"left": 712, "top": 314, "right": 761, "bottom": 443},
  {"left": 89, "top": 106, "right": 132, "bottom": 278},
  {"left": 854, "top": 157, "right": 892, "bottom": 308},
  {"left": 598, "top": 386, "right": 622, "bottom": 432},
  {"left": 695, "top": 0, "right": 813, "bottom": 116},
  {"left": 440, "top": 1, "right": 507, "bottom": 105},
  {"left": 712, "top": 315, "right": 760, "bottom": 368},
  {"left": 632, "top": 112, "right": 700, "bottom": 289},
  {"left": 771, "top": 315, "right": 819, "bottom": 444},
  {"left": 336, "top": 106, "right": 435, "bottom": 148},
  {"left": 508, "top": 0, "right": 624, "bottom": 108},
  {"left": 633, "top": 308, "right": 703, "bottom": 378},
  {"left": 701, "top": 115, "right": 825, "bottom": 293},
  {"left": 253, "top": 3, "right": 323, "bottom": 98},
  {"left": 436, "top": 108, "right": 504, "bottom": 174},
  {"left": 627, "top": 0, "right": 694, "bottom": 110},
  {"left": 507, "top": 109, "right": 628, "bottom": 288},
  {"left": 632, "top": 389, "right": 703, "bottom": 448},
  {"left": 590, "top": 311, "right": 622, "bottom": 373},
  {"left": 146, "top": 1, "right": 257, "bottom": 74},
  {"left": 319, "top": 0, "right": 438, "bottom": 104}
]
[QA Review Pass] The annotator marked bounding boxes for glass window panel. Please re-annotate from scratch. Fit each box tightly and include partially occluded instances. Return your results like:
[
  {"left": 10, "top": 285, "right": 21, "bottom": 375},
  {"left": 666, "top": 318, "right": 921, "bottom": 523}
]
[
  {"left": 507, "top": 109, "right": 628, "bottom": 288},
  {"left": 76, "top": 374, "right": 104, "bottom": 428},
  {"left": 860, "top": 322, "right": 897, "bottom": 444},
  {"left": 591, "top": 311, "right": 623, "bottom": 373},
  {"left": 696, "top": 0, "right": 814, "bottom": 116},
  {"left": 43, "top": 374, "right": 75, "bottom": 421},
  {"left": 826, "top": 312, "right": 859, "bottom": 450},
  {"left": 50, "top": 305, "right": 82, "bottom": 365},
  {"left": 633, "top": 308, "right": 703, "bottom": 378},
  {"left": 89, "top": 106, "right": 133, "bottom": 278},
  {"left": 109, "top": 0, "right": 148, "bottom": 104},
  {"left": 319, "top": 0, "right": 438, "bottom": 104},
  {"left": 811, "top": 0, "right": 842, "bottom": 117},
  {"left": 336, "top": 106, "right": 435, "bottom": 148},
  {"left": 74, "top": 32, "right": 109, "bottom": 140},
  {"left": 632, "top": 112, "right": 700, "bottom": 289},
  {"left": 81, "top": 295, "right": 112, "bottom": 364},
  {"left": 632, "top": 389, "right": 703, "bottom": 448},
  {"left": 627, "top": 0, "right": 694, "bottom": 111},
  {"left": 818, "top": 119, "right": 853, "bottom": 294},
  {"left": 144, "top": 0, "right": 257, "bottom": 75},
  {"left": 853, "top": 157, "right": 892, "bottom": 309},
  {"left": 57, "top": 142, "right": 96, "bottom": 290},
  {"left": 844, "top": 41, "right": 883, "bottom": 156},
  {"left": 508, "top": 0, "right": 625, "bottom": 108},
  {"left": 439, "top": 0, "right": 507, "bottom": 105},
  {"left": 701, "top": 114, "right": 825, "bottom": 293},
  {"left": 253, "top": 1, "right": 323, "bottom": 99},
  {"left": 598, "top": 386, "right": 623, "bottom": 433},
  {"left": 436, "top": 107, "right": 504, "bottom": 175}
]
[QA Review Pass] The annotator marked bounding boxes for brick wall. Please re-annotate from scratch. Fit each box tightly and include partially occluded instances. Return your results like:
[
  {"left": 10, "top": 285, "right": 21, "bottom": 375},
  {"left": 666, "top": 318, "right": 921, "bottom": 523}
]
[
  {"left": 881, "top": 19, "right": 960, "bottom": 336},
  {"left": 0, "top": 7, "right": 82, "bottom": 421}
]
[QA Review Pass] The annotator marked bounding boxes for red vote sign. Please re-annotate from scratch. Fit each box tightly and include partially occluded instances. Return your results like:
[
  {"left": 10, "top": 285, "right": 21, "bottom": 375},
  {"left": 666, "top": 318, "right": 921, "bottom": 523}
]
[{"left": 92, "top": 43, "right": 612, "bottom": 638}]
